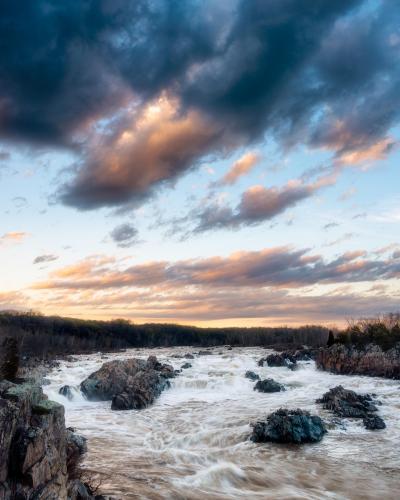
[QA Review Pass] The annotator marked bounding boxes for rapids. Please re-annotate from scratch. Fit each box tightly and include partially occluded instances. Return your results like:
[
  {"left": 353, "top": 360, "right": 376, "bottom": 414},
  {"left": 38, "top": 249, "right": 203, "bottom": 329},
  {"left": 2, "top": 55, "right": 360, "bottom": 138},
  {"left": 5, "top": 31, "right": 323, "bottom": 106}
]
[{"left": 44, "top": 347, "right": 400, "bottom": 499}]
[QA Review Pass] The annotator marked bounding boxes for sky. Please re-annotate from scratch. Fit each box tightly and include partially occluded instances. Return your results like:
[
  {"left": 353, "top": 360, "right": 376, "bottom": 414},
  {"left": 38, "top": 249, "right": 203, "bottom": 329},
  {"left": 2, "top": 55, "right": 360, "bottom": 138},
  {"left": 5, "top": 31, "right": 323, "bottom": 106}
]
[{"left": 0, "top": 0, "right": 399, "bottom": 327}]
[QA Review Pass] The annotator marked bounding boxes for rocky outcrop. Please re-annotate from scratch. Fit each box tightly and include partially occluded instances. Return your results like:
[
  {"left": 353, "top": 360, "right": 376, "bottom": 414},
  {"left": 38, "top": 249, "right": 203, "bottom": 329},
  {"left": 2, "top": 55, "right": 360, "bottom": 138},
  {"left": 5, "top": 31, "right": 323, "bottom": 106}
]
[
  {"left": 317, "top": 385, "right": 386, "bottom": 430},
  {"left": 0, "top": 380, "right": 96, "bottom": 499},
  {"left": 251, "top": 409, "right": 327, "bottom": 444},
  {"left": 254, "top": 378, "right": 285, "bottom": 393},
  {"left": 245, "top": 371, "right": 260, "bottom": 381},
  {"left": 316, "top": 343, "right": 400, "bottom": 378},
  {"left": 81, "top": 356, "right": 175, "bottom": 411}
]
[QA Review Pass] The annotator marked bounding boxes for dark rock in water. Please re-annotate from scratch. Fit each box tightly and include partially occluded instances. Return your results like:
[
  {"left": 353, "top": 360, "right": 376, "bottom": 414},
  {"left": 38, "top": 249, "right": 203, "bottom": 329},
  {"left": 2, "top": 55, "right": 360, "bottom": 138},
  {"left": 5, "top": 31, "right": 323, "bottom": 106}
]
[
  {"left": 181, "top": 363, "right": 192, "bottom": 369},
  {"left": 254, "top": 378, "right": 285, "bottom": 393},
  {"left": 363, "top": 415, "right": 386, "bottom": 430},
  {"left": 81, "top": 356, "right": 175, "bottom": 411},
  {"left": 184, "top": 353, "right": 195, "bottom": 359},
  {"left": 197, "top": 350, "right": 212, "bottom": 356},
  {"left": 251, "top": 408, "right": 327, "bottom": 444},
  {"left": 316, "top": 385, "right": 378, "bottom": 418},
  {"left": 258, "top": 353, "right": 297, "bottom": 369},
  {"left": 111, "top": 370, "right": 171, "bottom": 410},
  {"left": 316, "top": 343, "right": 400, "bottom": 379},
  {"left": 59, "top": 384, "right": 74, "bottom": 401},
  {"left": 245, "top": 371, "right": 260, "bottom": 381}
]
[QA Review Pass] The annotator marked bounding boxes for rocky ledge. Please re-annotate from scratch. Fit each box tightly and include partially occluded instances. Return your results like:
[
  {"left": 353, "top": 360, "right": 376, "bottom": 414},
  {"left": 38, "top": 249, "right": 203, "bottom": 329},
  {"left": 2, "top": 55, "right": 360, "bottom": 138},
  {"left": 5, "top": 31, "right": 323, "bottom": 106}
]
[
  {"left": 251, "top": 409, "right": 327, "bottom": 444},
  {"left": 0, "top": 380, "right": 100, "bottom": 500},
  {"left": 316, "top": 343, "right": 400, "bottom": 379},
  {"left": 317, "top": 385, "right": 386, "bottom": 430},
  {"left": 80, "top": 356, "right": 176, "bottom": 411}
]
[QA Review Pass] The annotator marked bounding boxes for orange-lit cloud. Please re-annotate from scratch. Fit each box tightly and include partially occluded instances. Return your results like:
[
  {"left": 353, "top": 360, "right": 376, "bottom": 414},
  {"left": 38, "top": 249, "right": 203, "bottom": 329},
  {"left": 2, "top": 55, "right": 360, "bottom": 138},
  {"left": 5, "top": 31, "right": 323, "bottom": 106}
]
[
  {"left": 0, "top": 232, "right": 28, "bottom": 245},
  {"left": 220, "top": 151, "right": 261, "bottom": 185}
]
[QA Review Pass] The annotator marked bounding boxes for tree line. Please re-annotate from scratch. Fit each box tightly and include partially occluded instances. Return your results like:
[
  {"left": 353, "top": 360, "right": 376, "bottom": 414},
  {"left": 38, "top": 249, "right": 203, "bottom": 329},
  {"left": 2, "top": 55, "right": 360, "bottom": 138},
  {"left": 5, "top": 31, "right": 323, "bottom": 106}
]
[{"left": 0, "top": 311, "right": 330, "bottom": 361}]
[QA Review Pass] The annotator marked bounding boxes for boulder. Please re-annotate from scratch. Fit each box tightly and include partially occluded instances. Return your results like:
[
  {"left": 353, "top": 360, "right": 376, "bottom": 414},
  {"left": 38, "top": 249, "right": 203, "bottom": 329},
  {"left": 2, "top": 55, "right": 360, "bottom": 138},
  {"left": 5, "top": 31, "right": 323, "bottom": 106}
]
[
  {"left": 316, "top": 385, "right": 378, "bottom": 418},
  {"left": 81, "top": 356, "right": 175, "bottom": 411},
  {"left": 181, "top": 363, "right": 192, "bottom": 369},
  {"left": 59, "top": 385, "right": 74, "bottom": 401},
  {"left": 184, "top": 354, "right": 194, "bottom": 359},
  {"left": 197, "top": 350, "right": 212, "bottom": 356},
  {"left": 251, "top": 408, "right": 327, "bottom": 444},
  {"left": 245, "top": 371, "right": 260, "bottom": 381},
  {"left": 254, "top": 378, "right": 285, "bottom": 393},
  {"left": 111, "top": 371, "right": 170, "bottom": 410},
  {"left": 258, "top": 353, "right": 297, "bottom": 369},
  {"left": 363, "top": 415, "right": 386, "bottom": 430}
]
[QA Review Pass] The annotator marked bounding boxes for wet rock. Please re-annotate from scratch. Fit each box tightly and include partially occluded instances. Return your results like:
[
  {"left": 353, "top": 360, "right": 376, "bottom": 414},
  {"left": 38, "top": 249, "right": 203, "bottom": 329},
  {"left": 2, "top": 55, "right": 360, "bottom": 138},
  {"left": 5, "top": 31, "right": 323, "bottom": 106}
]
[
  {"left": 81, "top": 356, "right": 175, "bottom": 411},
  {"left": 251, "top": 408, "right": 327, "bottom": 444},
  {"left": 258, "top": 353, "right": 297, "bottom": 369},
  {"left": 245, "top": 371, "right": 260, "bottom": 381},
  {"left": 316, "top": 343, "right": 400, "bottom": 379},
  {"left": 59, "top": 385, "right": 74, "bottom": 401},
  {"left": 254, "top": 378, "right": 285, "bottom": 393},
  {"left": 197, "top": 350, "right": 212, "bottom": 356},
  {"left": 363, "top": 415, "right": 386, "bottom": 430},
  {"left": 316, "top": 385, "right": 378, "bottom": 418},
  {"left": 181, "top": 363, "right": 192, "bottom": 369},
  {"left": 184, "top": 354, "right": 195, "bottom": 359}
]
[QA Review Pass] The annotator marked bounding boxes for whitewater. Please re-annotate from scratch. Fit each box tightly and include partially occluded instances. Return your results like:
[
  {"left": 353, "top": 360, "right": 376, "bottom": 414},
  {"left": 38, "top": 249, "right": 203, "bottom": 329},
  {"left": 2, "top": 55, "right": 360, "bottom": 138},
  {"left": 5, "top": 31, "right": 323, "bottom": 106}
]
[{"left": 44, "top": 347, "right": 400, "bottom": 499}]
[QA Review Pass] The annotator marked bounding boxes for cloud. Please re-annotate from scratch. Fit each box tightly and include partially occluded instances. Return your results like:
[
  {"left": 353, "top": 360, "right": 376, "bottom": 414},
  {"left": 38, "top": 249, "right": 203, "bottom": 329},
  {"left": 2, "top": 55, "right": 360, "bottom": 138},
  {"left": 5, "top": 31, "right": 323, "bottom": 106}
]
[
  {"left": 0, "top": 232, "right": 28, "bottom": 245},
  {"left": 175, "top": 169, "right": 337, "bottom": 234},
  {"left": 220, "top": 151, "right": 260, "bottom": 185},
  {"left": 34, "top": 246, "right": 400, "bottom": 292},
  {"left": 3, "top": 0, "right": 399, "bottom": 211},
  {"left": 0, "top": 151, "right": 10, "bottom": 161},
  {"left": 110, "top": 223, "right": 139, "bottom": 247},
  {"left": 323, "top": 222, "right": 339, "bottom": 230},
  {"left": 59, "top": 95, "right": 227, "bottom": 209},
  {"left": 28, "top": 246, "right": 400, "bottom": 324},
  {"left": 33, "top": 254, "right": 59, "bottom": 265}
]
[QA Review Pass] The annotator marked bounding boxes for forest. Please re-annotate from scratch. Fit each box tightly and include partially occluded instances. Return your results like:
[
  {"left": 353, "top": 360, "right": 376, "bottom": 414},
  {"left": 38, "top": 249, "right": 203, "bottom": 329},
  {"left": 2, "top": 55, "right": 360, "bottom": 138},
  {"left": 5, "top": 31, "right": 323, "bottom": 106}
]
[{"left": 0, "top": 311, "right": 330, "bottom": 361}]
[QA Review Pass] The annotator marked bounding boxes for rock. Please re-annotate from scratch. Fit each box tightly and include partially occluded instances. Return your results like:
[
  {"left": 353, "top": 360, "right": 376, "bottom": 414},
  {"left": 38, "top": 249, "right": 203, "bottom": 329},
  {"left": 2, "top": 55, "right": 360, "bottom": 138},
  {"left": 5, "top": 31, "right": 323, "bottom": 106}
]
[
  {"left": 111, "top": 371, "right": 170, "bottom": 410},
  {"left": 181, "top": 363, "right": 192, "bottom": 369},
  {"left": 245, "top": 371, "right": 260, "bottom": 381},
  {"left": 254, "top": 378, "right": 285, "bottom": 393},
  {"left": 251, "top": 408, "right": 327, "bottom": 444},
  {"left": 184, "top": 354, "right": 194, "bottom": 359},
  {"left": 363, "top": 415, "right": 386, "bottom": 430},
  {"left": 81, "top": 356, "right": 175, "bottom": 411},
  {"left": 316, "top": 343, "right": 400, "bottom": 379},
  {"left": 258, "top": 353, "right": 297, "bottom": 369},
  {"left": 316, "top": 385, "right": 378, "bottom": 418},
  {"left": 59, "top": 385, "right": 74, "bottom": 401},
  {"left": 0, "top": 380, "right": 98, "bottom": 499},
  {"left": 197, "top": 350, "right": 211, "bottom": 356}
]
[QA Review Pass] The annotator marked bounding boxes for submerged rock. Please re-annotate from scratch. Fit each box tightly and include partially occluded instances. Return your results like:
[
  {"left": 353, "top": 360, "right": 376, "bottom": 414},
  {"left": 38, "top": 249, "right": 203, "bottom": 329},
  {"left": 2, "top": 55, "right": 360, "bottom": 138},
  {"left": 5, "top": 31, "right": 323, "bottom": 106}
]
[
  {"left": 251, "top": 408, "right": 327, "bottom": 444},
  {"left": 254, "top": 378, "right": 285, "bottom": 393},
  {"left": 181, "top": 363, "right": 192, "bottom": 369},
  {"left": 363, "top": 415, "right": 386, "bottom": 430},
  {"left": 59, "top": 384, "right": 74, "bottom": 401},
  {"left": 245, "top": 370, "right": 260, "bottom": 381},
  {"left": 316, "top": 385, "right": 378, "bottom": 418},
  {"left": 80, "top": 356, "right": 175, "bottom": 411}
]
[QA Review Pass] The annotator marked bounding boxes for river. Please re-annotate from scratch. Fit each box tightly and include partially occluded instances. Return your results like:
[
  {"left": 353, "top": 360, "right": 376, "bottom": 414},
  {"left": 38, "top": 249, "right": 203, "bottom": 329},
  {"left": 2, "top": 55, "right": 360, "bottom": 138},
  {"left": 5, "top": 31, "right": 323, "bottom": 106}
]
[{"left": 44, "top": 347, "right": 400, "bottom": 499}]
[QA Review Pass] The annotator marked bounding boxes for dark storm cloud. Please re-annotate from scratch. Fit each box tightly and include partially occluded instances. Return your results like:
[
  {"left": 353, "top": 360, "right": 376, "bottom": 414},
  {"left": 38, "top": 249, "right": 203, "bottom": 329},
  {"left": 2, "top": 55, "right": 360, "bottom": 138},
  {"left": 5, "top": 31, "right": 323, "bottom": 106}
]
[
  {"left": 110, "top": 223, "right": 139, "bottom": 247},
  {"left": 0, "top": 0, "right": 399, "bottom": 210}
]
